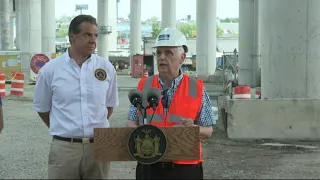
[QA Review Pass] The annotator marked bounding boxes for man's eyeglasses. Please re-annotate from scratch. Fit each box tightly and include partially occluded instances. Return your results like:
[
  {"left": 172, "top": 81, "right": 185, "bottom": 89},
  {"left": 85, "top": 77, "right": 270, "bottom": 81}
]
[{"left": 161, "top": 90, "right": 169, "bottom": 108}]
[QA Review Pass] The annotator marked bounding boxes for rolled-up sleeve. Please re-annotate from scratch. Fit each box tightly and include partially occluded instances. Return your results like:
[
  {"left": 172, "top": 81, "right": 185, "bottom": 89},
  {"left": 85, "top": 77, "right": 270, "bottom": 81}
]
[
  {"left": 127, "top": 104, "right": 139, "bottom": 122},
  {"left": 33, "top": 69, "right": 52, "bottom": 112},
  {"left": 105, "top": 67, "right": 119, "bottom": 107},
  {"left": 196, "top": 88, "right": 216, "bottom": 126}
]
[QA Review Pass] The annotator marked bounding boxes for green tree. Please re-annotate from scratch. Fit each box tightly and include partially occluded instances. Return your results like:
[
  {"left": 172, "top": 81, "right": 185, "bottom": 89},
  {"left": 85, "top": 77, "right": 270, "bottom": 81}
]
[
  {"left": 179, "top": 21, "right": 196, "bottom": 37},
  {"left": 56, "top": 24, "right": 68, "bottom": 38},
  {"left": 117, "top": 32, "right": 127, "bottom": 39},
  {"left": 220, "top": 17, "right": 239, "bottom": 23},
  {"left": 57, "top": 15, "right": 73, "bottom": 22},
  {"left": 216, "top": 24, "right": 224, "bottom": 37},
  {"left": 150, "top": 16, "right": 161, "bottom": 37},
  {"left": 178, "top": 22, "right": 224, "bottom": 38},
  {"left": 55, "top": 15, "right": 74, "bottom": 38}
]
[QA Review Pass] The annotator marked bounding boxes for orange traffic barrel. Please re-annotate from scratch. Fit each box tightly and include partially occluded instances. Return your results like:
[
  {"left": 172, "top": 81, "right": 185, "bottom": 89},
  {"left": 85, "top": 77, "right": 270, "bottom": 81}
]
[
  {"left": 0, "top": 73, "right": 6, "bottom": 98},
  {"left": 10, "top": 72, "right": 24, "bottom": 96},
  {"left": 233, "top": 85, "right": 251, "bottom": 99},
  {"left": 255, "top": 87, "right": 261, "bottom": 99},
  {"left": 143, "top": 69, "right": 149, "bottom": 78}
]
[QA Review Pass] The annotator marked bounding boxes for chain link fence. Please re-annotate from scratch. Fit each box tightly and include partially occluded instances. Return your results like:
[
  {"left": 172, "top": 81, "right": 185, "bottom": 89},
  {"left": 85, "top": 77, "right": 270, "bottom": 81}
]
[{"left": 221, "top": 52, "right": 239, "bottom": 90}]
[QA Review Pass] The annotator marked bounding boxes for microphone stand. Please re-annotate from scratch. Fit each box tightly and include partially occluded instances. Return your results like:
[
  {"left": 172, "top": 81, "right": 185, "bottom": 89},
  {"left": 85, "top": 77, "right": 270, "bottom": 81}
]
[
  {"left": 143, "top": 106, "right": 148, "bottom": 125},
  {"left": 141, "top": 105, "right": 155, "bottom": 125},
  {"left": 136, "top": 103, "right": 148, "bottom": 125},
  {"left": 138, "top": 105, "right": 150, "bottom": 180},
  {"left": 139, "top": 105, "right": 156, "bottom": 180}
]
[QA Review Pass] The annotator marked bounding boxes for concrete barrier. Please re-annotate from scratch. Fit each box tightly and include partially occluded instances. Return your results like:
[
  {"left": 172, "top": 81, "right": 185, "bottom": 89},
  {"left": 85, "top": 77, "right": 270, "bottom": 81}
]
[
  {"left": 226, "top": 99, "right": 320, "bottom": 140},
  {"left": 212, "top": 106, "right": 219, "bottom": 121}
]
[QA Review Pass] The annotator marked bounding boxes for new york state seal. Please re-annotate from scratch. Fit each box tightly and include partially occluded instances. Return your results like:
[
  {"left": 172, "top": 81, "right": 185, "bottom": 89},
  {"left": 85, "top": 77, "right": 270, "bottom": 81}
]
[{"left": 127, "top": 124, "right": 168, "bottom": 164}]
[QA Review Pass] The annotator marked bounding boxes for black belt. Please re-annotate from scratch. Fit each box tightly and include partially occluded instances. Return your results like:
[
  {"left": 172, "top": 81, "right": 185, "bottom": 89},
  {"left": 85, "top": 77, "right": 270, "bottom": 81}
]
[
  {"left": 140, "top": 162, "right": 202, "bottom": 169},
  {"left": 53, "top": 135, "right": 94, "bottom": 143}
]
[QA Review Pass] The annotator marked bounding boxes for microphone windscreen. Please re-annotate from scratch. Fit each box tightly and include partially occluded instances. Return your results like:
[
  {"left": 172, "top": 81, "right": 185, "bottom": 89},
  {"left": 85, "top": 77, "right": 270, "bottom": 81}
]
[
  {"left": 147, "top": 88, "right": 161, "bottom": 101},
  {"left": 128, "top": 89, "right": 142, "bottom": 104}
]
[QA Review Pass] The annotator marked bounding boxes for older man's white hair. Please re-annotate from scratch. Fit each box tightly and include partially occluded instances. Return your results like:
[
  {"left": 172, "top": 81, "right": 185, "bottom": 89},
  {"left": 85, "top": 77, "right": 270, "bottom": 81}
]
[{"left": 177, "top": 46, "right": 185, "bottom": 54}]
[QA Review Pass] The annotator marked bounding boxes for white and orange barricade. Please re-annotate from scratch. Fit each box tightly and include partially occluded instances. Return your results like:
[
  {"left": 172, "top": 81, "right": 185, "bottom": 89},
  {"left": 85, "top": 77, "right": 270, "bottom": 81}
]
[
  {"left": 0, "top": 73, "right": 6, "bottom": 98},
  {"left": 255, "top": 87, "right": 261, "bottom": 99},
  {"left": 143, "top": 69, "right": 149, "bottom": 78},
  {"left": 233, "top": 85, "right": 251, "bottom": 100},
  {"left": 10, "top": 72, "right": 24, "bottom": 96}
]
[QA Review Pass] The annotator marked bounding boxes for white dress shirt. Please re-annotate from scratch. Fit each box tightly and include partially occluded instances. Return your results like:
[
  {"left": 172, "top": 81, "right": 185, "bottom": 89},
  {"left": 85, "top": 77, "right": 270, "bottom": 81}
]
[{"left": 33, "top": 51, "right": 119, "bottom": 138}]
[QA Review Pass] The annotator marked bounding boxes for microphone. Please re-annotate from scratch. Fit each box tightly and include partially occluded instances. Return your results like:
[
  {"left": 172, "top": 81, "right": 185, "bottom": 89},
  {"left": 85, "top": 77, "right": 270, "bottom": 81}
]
[
  {"left": 147, "top": 88, "right": 161, "bottom": 111},
  {"left": 128, "top": 89, "right": 143, "bottom": 110}
]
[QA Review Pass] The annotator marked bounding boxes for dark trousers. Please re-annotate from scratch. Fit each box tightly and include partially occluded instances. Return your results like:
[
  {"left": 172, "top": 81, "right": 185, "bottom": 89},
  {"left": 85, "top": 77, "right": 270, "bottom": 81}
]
[{"left": 136, "top": 162, "right": 203, "bottom": 180}]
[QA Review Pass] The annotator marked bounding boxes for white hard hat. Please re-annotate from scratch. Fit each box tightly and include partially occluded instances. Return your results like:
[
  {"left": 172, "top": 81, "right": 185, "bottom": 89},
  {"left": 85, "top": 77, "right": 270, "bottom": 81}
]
[{"left": 153, "top": 28, "right": 188, "bottom": 53}]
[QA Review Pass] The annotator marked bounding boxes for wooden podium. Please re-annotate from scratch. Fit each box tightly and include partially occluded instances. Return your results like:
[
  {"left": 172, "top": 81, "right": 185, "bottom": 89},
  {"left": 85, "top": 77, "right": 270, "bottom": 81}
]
[{"left": 94, "top": 126, "right": 200, "bottom": 162}]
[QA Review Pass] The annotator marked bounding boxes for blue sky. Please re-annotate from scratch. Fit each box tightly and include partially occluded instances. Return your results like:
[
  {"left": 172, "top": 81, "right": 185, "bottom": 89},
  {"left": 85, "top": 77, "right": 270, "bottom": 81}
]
[{"left": 55, "top": 0, "right": 239, "bottom": 20}]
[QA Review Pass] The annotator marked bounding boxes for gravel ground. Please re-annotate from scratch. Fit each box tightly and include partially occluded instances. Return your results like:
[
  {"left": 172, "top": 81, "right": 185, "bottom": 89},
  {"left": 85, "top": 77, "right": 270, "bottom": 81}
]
[{"left": 1, "top": 80, "right": 320, "bottom": 179}]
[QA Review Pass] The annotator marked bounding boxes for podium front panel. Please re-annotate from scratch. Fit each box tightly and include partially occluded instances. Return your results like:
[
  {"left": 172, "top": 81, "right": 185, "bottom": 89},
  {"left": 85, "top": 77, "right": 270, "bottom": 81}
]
[{"left": 94, "top": 126, "right": 200, "bottom": 162}]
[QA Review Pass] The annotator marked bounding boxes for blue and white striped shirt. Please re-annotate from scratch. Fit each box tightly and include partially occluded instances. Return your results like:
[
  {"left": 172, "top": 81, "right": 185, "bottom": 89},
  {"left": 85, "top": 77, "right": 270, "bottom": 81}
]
[{"left": 127, "top": 73, "right": 216, "bottom": 126}]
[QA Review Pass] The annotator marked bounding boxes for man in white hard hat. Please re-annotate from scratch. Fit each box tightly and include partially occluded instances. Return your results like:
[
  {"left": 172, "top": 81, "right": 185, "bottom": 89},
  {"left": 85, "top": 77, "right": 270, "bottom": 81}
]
[{"left": 126, "top": 28, "right": 216, "bottom": 179}]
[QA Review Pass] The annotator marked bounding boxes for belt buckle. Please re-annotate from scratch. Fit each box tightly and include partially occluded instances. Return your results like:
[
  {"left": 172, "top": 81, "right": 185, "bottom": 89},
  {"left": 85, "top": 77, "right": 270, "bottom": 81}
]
[{"left": 82, "top": 138, "right": 90, "bottom": 144}]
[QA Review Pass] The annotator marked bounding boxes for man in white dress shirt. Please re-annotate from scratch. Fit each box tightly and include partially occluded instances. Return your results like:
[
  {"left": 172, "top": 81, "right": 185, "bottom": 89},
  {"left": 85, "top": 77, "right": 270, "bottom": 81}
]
[{"left": 33, "top": 15, "right": 119, "bottom": 179}]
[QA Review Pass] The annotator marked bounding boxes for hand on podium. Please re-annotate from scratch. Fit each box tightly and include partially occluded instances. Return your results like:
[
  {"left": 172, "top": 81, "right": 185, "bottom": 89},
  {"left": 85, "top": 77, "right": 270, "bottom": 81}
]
[{"left": 174, "top": 118, "right": 197, "bottom": 127}]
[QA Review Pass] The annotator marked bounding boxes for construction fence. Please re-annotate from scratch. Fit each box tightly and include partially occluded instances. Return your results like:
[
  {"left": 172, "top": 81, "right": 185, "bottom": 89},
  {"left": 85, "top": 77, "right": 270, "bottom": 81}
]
[
  {"left": 221, "top": 52, "right": 239, "bottom": 88},
  {"left": 0, "top": 51, "right": 63, "bottom": 81}
]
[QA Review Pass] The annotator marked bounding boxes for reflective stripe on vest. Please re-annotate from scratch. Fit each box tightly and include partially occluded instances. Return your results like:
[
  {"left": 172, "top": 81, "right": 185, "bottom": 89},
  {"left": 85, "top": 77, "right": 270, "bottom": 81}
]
[{"left": 146, "top": 114, "right": 188, "bottom": 123}]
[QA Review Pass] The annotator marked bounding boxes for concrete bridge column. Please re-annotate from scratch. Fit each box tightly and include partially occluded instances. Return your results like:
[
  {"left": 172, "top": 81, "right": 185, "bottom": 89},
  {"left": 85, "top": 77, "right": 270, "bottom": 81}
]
[
  {"left": 97, "top": 0, "right": 110, "bottom": 58},
  {"left": 20, "top": 0, "right": 41, "bottom": 81},
  {"left": 0, "top": 0, "right": 12, "bottom": 50},
  {"left": 15, "top": 0, "right": 21, "bottom": 50},
  {"left": 161, "top": 0, "right": 176, "bottom": 29},
  {"left": 107, "top": 0, "right": 117, "bottom": 52},
  {"left": 196, "top": 0, "right": 217, "bottom": 82},
  {"left": 260, "top": 0, "right": 320, "bottom": 99},
  {"left": 129, "top": 0, "right": 142, "bottom": 68},
  {"left": 41, "top": 0, "right": 56, "bottom": 54},
  {"left": 238, "top": 0, "right": 261, "bottom": 88},
  {"left": 238, "top": 0, "right": 255, "bottom": 87}
]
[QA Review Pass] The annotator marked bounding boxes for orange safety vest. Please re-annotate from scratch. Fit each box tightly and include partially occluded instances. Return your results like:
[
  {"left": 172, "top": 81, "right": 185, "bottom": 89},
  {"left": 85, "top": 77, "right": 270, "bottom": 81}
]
[{"left": 137, "top": 74, "right": 204, "bottom": 164}]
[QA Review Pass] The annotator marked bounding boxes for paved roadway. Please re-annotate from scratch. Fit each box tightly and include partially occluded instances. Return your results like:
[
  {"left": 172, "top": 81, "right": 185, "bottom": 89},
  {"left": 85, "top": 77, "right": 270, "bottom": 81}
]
[{"left": 2, "top": 76, "right": 320, "bottom": 179}]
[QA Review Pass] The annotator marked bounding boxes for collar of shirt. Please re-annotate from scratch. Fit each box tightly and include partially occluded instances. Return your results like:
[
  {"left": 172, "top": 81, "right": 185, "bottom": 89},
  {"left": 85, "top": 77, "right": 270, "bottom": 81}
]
[
  {"left": 64, "top": 48, "right": 93, "bottom": 65},
  {"left": 158, "top": 70, "right": 183, "bottom": 90}
]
